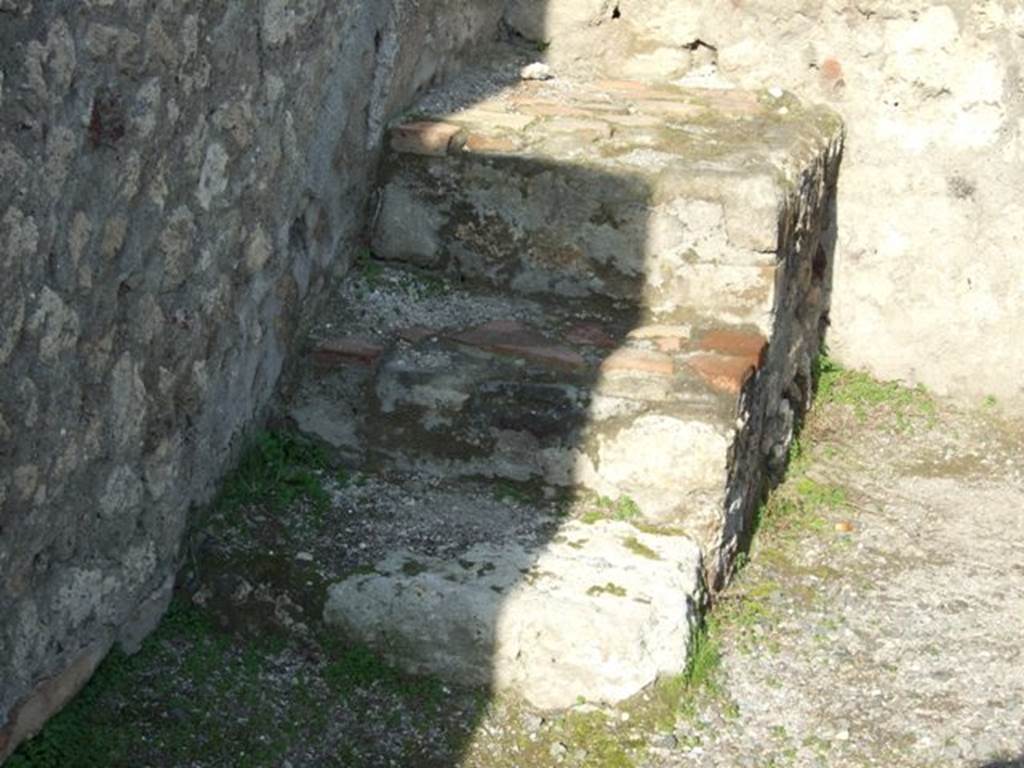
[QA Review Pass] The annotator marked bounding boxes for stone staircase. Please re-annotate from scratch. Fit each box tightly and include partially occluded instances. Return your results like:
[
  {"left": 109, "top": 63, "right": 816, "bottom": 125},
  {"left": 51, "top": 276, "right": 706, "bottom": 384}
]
[{"left": 285, "top": 73, "right": 842, "bottom": 709}]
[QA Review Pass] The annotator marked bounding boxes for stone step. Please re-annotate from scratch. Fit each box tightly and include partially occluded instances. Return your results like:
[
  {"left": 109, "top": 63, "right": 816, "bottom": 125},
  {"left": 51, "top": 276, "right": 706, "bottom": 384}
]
[
  {"left": 285, "top": 73, "right": 842, "bottom": 710},
  {"left": 312, "top": 470, "right": 704, "bottom": 711},
  {"left": 372, "top": 77, "right": 843, "bottom": 334},
  {"left": 287, "top": 264, "right": 772, "bottom": 580}
]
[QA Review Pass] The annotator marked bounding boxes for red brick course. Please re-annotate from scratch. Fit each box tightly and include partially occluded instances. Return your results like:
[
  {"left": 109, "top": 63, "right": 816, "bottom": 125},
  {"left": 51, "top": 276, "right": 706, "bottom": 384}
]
[
  {"left": 450, "top": 320, "right": 586, "bottom": 370},
  {"left": 687, "top": 353, "right": 756, "bottom": 395},
  {"left": 312, "top": 336, "right": 386, "bottom": 368}
]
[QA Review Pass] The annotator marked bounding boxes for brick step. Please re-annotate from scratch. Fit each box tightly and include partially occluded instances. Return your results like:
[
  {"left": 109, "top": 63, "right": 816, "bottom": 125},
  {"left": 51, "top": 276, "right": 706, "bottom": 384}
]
[{"left": 372, "top": 77, "right": 843, "bottom": 334}]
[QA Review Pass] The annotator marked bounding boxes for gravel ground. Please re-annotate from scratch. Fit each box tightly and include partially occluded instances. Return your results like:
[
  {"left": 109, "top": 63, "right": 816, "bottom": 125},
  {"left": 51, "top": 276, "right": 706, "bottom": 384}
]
[
  {"left": 10, "top": 375, "right": 1021, "bottom": 768},
  {"left": 646, "top": 396, "right": 1024, "bottom": 768}
]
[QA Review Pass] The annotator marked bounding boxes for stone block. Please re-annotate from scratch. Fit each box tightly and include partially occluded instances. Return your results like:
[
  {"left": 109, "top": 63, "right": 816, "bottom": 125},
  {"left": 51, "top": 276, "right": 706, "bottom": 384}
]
[
  {"left": 373, "top": 79, "right": 842, "bottom": 329},
  {"left": 504, "top": 0, "right": 617, "bottom": 44},
  {"left": 324, "top": 520, "right": 704, "bottom": 709},
  {"left": 599, "top": 349, "right": 675, "bottom": 377}
]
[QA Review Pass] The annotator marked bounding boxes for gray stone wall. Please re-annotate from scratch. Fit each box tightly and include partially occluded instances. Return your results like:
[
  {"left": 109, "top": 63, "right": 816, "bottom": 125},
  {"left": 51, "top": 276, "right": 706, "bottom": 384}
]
[{"left": 0, "top": 0, "right": 504, "bottom": 757}]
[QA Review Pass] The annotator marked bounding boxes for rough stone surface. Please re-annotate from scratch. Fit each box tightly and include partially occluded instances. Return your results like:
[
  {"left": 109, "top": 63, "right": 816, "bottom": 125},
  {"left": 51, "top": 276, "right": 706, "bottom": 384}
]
[
  {"left": 0, "top": 1, "right": 506, "bottom": 758},
  {"left": 374, "top": 78, "right": 843, "bottom": 333},
  {"left": 504, "top": 0, "right": 618, "bottom": 44},
  {"left": 361, "top": 76, "right": 843, "bottom": 584},
  {"left": 324, "top": 520, "right": 704, "bottom": 710},
  {"left": 287, "top": 250, "right": 832, "bottom": 585},
  {"left": 529, "top": 0, "right": 1024, "bottom": 407}
]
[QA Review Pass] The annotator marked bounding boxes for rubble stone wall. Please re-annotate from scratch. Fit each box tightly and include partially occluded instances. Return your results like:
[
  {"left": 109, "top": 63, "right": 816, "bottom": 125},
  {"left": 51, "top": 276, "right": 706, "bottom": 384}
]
[{"left": 0, "top": 0, "right": 504, "bottom": 757}]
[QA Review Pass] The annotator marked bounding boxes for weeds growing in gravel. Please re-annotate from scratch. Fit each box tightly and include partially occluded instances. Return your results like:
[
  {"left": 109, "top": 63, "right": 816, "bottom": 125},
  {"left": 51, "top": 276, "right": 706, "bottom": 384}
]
[
  {"left": 581, "top": 494, "right": 643, "bottom": 524},
  {"left": 213, "top": 430, "right": 330, "bottom": 526},
  {"left": 814, "top": 354, "right": 936, "bottom": 428}
]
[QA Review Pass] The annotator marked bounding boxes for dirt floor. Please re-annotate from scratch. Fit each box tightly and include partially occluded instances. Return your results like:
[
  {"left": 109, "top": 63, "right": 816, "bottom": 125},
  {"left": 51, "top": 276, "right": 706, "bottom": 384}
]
[{"left": 7, "top": 366, "right": 1023, "bottom": 768}]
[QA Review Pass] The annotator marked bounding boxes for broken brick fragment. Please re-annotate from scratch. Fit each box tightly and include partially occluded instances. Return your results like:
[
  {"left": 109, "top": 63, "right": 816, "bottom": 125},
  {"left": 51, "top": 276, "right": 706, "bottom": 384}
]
[
  {"left": 697, "top": 329, "right": 768, "bottom": 366},
  {"left": 450, "top": 320, "right": 586, "bottom": 370},
  {"left": 821, "top": 58, "right": 843, "bottom": 81},
  {"left": 390, "top": 121, "right": 466, "bottom": 156},
  {"left": 566, "top": 322, "right": 618, "bottom": 349},
  {"left": 687, "top": 353, "right": 756, "bottom": 395},
  {"left": 312, "top": 336, "right": 385, "bottom": 368}
]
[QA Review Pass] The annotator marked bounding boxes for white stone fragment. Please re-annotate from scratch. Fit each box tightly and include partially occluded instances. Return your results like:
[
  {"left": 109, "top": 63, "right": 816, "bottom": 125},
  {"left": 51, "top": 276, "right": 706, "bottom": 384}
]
[{"left": 520, "top": 62, "right": 554, "bottom": 81}]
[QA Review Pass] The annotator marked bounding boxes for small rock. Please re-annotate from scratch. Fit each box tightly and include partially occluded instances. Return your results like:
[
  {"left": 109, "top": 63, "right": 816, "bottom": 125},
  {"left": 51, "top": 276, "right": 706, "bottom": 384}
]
[
  {"left": 521, "top": 62, "right": 554, "bottom": 81},
  {"left": 295, "top": 551, "right": 314, "bottom": 562},
  {"left": 521, "top": 712, "right": 544, "bottom": 732},
  {"left": 650, "top": 732, "right": 678, "bottom": 750},
  {"left": 549, "top": 741, "right": 568, "bottom": 758}
]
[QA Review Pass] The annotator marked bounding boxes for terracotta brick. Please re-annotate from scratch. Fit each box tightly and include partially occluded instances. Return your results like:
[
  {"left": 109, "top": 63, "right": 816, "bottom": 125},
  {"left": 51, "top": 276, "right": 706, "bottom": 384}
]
[
  {"left": 571, "top": 101, "right": 631, "bottom": 115},
  {"left": 655, "top": 337, "right": 683, "bottom": 353},
  {"left": 697, "top": 329, "right": 768, "bottom": 366},
  {"left": 566, "top": 322, "right": 618, "bottom": 349},
  {"left": 697, "top": 88, "right": 764, "bottom": 117},
  {"left": 543, "top": 117, "right": 614, "bottom": 140},
  {"left": 599, "top": 349, "right": 674, "bottom": 378},
  {"left": 464, "top": 133, "right": 521, "bottom": 154},
  {"left": 594, "top": 80, "right": 683, "bottom": 101},
  {"left": 450, "top": 320, "right": 586, "bottom": 370},
  {"left": 603, "top": 113, "right": 665, "bottom": 128},
  {"left": 687, "top": 353, "right": 755, "bottom": 395},
  {"left": 390, "top": 121, "right": 466, "bottom": 156},
  {"left": 312, "top": 336, "right": 385, "bottom": 367}
]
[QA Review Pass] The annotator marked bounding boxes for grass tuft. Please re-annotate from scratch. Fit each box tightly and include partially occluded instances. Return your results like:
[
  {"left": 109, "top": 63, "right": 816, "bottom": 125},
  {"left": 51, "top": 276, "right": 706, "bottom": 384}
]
[
  {"left": 214, "top": 430, "right": 330, "bottom": 525},
  {"left": 814, "top": 354, "right": 935, "bottom": 428}
]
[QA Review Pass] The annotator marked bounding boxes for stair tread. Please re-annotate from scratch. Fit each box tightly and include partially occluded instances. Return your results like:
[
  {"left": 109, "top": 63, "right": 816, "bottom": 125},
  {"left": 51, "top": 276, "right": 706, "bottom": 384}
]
[
  {"left": 313, "top": 468, "right": 704, "bottom": 710},
  {"left": 409, "top": 74, "right": 838, "bottom": 182},
  {"left": 307, "top": 262, "right": 765, "bottom": 412}
]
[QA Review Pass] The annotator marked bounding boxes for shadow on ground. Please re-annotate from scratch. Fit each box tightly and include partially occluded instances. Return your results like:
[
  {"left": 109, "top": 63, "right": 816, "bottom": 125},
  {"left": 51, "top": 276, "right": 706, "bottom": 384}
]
[{"left": 981, "top": 759, "right": 1024, "bottom": 768}]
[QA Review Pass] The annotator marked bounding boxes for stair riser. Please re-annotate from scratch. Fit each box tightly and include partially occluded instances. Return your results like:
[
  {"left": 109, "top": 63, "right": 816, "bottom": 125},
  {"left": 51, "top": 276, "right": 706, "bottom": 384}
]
[
  {"left": 373, "top": 155, "right": 781, "bottom": 330},
  {"left": 295, "top": 347, "right": 732, "bottom": 526}
]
